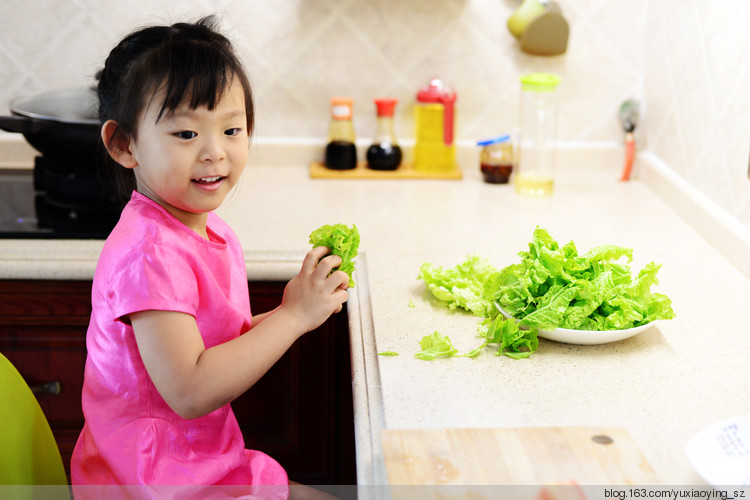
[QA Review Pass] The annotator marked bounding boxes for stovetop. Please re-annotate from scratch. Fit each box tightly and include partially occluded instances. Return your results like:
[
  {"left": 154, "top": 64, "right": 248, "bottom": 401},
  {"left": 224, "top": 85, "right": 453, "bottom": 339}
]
[{"left": 0, "top": 169, "right": 116, "bottom": 239}]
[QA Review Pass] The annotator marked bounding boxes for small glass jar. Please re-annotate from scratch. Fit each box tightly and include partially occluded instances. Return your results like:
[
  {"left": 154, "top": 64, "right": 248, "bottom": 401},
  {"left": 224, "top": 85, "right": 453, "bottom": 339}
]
[{"left": 478, "top": 135, "right": 514, "bottom": 184}]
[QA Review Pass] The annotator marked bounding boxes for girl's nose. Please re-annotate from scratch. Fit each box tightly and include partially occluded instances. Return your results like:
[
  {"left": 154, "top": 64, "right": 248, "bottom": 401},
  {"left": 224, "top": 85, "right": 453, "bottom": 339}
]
[{"left": 200, "top": 136, "right": 225, "bottom": 162}]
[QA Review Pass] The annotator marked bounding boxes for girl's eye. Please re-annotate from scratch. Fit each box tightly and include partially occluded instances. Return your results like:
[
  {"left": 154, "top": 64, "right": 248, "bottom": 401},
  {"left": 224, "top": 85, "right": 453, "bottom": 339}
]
[
  {"left": 175, "top": 131, "right": 197, "bottom": 140},
  {"left": 225, "top": 128, "right": 242, "bottom": 136}
]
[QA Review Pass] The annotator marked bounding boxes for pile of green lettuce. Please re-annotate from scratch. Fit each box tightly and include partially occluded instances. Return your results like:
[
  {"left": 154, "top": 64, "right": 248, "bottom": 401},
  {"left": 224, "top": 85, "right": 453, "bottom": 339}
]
[
  {"left": 494, "top": 227, "right": 674, "bottom": 332},
  {"left": 309, "top": 223, "right": 359, "bottom": 288},
  {"left": 414, "top": 228, "right": 675, "bottom": 359}
]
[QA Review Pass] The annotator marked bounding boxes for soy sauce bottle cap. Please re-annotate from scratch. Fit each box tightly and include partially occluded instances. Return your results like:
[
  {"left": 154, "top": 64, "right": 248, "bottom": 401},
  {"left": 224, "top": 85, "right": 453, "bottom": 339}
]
[
  {"left": 330, "top": 97, "right": 353, "bottom": 120},
  {"left": 374, "top": 98, "right": 397, "bottom": 117}
]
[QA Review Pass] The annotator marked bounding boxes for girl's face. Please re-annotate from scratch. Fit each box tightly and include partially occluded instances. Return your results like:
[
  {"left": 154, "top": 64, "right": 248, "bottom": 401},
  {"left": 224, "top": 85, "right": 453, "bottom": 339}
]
[{"left": 129, "top": 77, "right": 249, "bottom": 235}]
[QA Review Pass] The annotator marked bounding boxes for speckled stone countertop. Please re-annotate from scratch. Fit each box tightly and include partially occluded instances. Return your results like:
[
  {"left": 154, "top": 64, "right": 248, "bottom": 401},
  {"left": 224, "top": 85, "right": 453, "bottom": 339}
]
[{"left": 2, "top": 148, "right": 749, "bottom": 486}]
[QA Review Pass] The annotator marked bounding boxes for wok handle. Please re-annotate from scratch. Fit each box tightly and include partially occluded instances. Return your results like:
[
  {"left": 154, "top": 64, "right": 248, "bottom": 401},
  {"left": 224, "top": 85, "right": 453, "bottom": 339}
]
[{"left": 0, "top": 114, "right": 53, "bottom": 135}]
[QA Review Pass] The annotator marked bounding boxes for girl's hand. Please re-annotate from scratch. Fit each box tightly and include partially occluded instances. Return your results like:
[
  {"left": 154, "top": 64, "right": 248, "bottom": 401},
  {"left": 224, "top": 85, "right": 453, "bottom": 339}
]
[{"left": 279, "top": 246, "right": 350, "bottom": 335}]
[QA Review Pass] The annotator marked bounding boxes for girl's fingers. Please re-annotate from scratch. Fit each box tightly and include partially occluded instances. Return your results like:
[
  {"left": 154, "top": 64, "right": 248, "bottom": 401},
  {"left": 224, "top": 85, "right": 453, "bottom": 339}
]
[
  {"left": 301, "top": 247, "right": 349, "bottom": 296},
  {"left": 303, "top": 247, "right": 343, "bottom": 277},
  {"left": 312, "top": 254, "right": 343, "bottom": 280},
  {"left": 329, "top": 270, "right": 350, "bottom": 291},
  {"left": 303, "top": 246, "right": 330, "bottom": 271},
  {"left": 330, "top": 288, "right": 349, "bottom": 312}
]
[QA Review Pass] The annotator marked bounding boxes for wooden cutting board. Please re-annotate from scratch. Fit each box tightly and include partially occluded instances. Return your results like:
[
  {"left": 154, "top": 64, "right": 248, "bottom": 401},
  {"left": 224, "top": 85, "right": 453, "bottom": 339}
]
[
  {"left": 381, "top": 427, "right": 658, "bottom": 485},
  {"left": 309, "top": 161, "right": 463, "bottom": 180}
]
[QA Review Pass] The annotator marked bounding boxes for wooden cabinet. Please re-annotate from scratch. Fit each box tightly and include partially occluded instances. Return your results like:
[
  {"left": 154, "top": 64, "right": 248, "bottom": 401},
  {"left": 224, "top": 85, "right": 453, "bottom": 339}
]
[
  {"left": 0, "top": 280, "right": 356, "bottom": 485},
  {"left": 0, "top": 280, "right": 90, "bottom": 481},
  {"left": 234, "top": 281, "right": 356, "bottom": 485}
]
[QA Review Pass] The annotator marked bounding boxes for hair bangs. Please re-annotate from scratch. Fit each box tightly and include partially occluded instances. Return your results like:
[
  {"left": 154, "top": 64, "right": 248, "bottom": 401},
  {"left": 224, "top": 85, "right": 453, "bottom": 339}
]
[{"left": 153, "top": 44, "right": 236, "bottom": 121}]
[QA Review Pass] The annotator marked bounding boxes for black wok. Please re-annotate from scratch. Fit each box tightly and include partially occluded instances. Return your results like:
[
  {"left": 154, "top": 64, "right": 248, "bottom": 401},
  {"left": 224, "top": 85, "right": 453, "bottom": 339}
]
[{"left": 0, "top": 87, "right": 101, "bottom": 163}]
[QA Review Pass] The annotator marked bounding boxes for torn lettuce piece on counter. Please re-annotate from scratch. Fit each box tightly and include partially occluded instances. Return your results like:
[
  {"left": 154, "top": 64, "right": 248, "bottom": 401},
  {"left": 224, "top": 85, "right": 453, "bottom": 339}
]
[
  {"left": 417, "top": 255, "right": 500, "bottom": 317},
  {"left": 469, "top": 314, "right": 539, "bottom": 359},
  {"left": 493, "top": 227, "right": 675, "bottom": 331},
  {"left": 309, "top": 223, "right": 359, "bottom": 288},
  {"left": 414, "top": 331, "right": 458, "bottom": 360}
]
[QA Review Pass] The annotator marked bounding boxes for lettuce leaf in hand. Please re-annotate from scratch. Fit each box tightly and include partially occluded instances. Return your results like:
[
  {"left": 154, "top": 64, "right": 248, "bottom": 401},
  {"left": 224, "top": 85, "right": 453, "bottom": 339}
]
[{"left": 309, "top": 223, "right": 359, "bottom": 288}]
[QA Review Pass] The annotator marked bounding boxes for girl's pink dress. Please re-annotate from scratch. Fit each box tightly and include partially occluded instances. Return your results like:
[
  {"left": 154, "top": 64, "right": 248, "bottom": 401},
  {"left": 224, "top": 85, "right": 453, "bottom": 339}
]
[{"left": 71, "top": 191, "right": 288, "bottom": 495}]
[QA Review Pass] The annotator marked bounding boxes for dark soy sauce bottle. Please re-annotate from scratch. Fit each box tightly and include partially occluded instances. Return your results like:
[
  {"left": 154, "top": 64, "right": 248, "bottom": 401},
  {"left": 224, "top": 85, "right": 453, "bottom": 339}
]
[
  {"left": 325, "top": 141, "right": 357, "bottom": 170},
  {"left": 366, "top": 98, "right": 402, "bottom": 171},
  {"left": 324, "top": 97, "right": 357, "bottom": 170}
]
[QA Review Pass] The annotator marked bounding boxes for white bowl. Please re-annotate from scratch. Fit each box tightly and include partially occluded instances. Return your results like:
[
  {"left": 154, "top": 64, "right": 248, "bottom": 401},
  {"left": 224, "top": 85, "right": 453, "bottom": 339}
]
[
  {"left": 686, "top": 414, "right": 750, "bottom": 486},
  {"left": 494, "top": 303, "right": 656, "bottom": 345}
]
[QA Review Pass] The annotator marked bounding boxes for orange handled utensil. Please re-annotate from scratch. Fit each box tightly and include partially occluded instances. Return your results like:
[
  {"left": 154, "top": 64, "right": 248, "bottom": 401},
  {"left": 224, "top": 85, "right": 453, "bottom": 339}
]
[
  {"left": 621, "top": 131, "right": 635, "bottom": 181},
  {"left": 619, "top": 100, "right": 639, "bottom": 181}
]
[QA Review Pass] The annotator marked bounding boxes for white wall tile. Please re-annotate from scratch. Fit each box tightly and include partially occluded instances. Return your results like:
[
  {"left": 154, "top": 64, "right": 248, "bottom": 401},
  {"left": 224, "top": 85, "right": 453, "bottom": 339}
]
[{"left": 1, "top": 0, "right": 748, "bottom": 233}]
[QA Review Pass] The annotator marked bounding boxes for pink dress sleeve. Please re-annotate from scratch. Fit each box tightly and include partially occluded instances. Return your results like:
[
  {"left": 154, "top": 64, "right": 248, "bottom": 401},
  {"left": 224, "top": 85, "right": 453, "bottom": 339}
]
[{"left": 106, "top": 241, "right": 199, "bottom": 321}]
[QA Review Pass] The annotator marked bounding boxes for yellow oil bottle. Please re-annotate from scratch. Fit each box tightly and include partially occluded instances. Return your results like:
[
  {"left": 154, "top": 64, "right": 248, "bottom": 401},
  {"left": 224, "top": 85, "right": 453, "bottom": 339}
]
[{"left": 413, "top": 79, "right": 457, "bottom": 172}]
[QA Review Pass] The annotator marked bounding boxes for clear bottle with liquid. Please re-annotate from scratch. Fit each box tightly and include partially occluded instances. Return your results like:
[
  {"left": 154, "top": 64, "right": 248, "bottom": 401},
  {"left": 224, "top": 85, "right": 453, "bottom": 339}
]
[
  {"left": 366, "top": 98, "right": 402, "bottom": 171},
  {"left": 515, "top": 73, "right": 561, "bottom": 196},
  {"left": 324, "top": 97, "right": 357, "bottom": 170}
]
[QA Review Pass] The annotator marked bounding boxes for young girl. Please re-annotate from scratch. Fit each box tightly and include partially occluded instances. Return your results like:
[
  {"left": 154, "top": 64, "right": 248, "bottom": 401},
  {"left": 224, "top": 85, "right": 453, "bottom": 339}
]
[{"left": 71, "top": 17, "right": 349, "bottom": 498}]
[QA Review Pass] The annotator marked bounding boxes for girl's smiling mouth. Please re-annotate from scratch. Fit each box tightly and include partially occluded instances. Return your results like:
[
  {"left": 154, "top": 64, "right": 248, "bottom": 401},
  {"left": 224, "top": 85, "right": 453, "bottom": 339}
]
[
  {"left": 192, "top": 175, "right": 226, "bottom": 185},
  {"left": 191, "top": 175, "right": 228, "bottom": 192}
]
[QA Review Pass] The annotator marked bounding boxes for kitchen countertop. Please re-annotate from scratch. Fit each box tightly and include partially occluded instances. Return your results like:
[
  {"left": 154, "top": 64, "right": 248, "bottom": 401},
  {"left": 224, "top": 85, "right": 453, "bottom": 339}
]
[{"left": 2, "top": 148, "right": 749, "bottom": 487}]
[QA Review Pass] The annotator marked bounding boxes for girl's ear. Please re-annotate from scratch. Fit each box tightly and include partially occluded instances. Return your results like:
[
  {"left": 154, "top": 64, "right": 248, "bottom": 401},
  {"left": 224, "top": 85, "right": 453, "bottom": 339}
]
[{"left": 101, "top": 120, "right": 137, "bottom": 169}]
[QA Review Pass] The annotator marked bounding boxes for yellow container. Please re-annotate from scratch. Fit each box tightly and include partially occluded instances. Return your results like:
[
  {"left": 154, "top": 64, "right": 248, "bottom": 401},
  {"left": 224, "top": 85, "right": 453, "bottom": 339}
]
[{"left": 413, "top": 80, "right": 457, "bottom": 172}]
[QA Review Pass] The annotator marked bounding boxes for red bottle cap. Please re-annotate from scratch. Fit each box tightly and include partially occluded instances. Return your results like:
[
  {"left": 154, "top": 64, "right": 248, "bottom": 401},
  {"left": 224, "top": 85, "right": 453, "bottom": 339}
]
[
  {"left": 374, "top": 98, "right": 397, "bottom": 117},
  {"left": 416, "top": 79, "right": 456, "bottom": 104}
]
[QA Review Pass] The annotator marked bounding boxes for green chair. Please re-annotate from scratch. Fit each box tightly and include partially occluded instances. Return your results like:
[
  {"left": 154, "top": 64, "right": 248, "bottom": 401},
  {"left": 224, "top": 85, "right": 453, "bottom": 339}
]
[{"left": 0, "top": 352, "right": 68, "bottom": 486}]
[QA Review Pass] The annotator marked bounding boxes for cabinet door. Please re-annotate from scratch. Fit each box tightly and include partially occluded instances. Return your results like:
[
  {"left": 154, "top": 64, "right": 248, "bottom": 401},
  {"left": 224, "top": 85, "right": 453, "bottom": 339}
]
[
  {"left": 0, "top": 280, "right": 90, "bottom": 481},
  {"left": 233, "top": 281, "right": 356, "bottom": 485}
]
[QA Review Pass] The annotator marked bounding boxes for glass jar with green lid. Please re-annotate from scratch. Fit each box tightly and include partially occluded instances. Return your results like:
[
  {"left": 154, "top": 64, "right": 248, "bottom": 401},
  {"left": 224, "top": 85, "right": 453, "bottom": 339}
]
[{"left": 515, "top": 73, "right": 561, "bottom": 196}]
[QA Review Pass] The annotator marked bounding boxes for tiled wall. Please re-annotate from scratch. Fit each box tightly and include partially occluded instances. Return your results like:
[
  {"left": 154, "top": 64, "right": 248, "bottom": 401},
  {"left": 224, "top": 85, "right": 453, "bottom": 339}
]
[
  {"left": 645, "top": 1, "right": 750, "bottom": 230},
  {"left": 1, "top": 0, "right": 748, "bottom": 229}
]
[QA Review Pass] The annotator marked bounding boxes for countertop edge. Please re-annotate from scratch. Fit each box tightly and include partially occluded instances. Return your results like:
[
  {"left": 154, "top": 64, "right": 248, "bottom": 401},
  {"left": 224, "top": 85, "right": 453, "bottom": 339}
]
[
  {"left": 0, "top": 248, "right": 305, "bottom": 281},
  {"left": 640, "top": 152, "right": 750, "bottom": 278},
  {"left": 346, "top": 254, "right": 388, "bottom": 486}
]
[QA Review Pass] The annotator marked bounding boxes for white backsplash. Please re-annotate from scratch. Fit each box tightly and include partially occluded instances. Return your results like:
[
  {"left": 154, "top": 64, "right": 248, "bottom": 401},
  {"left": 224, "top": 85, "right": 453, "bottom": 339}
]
[{"left": 1, "top": 0, "right": 748, "bottom": 231}]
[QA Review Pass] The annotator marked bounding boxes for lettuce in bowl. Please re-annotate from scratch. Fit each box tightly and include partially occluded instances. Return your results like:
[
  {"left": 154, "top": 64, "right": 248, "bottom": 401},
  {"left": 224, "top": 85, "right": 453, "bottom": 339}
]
[
  {"left": 418, "top": 227, "right": 675, "bottom": 354},
  {"left": 493, "top": 227, "right": 675, "bottom": 332}
]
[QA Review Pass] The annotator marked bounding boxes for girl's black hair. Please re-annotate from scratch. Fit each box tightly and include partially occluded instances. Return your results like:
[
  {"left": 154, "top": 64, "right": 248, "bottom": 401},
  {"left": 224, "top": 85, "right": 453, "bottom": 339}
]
[{"left": 96, "top": 16, "right": 254, "bottom": 202}]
